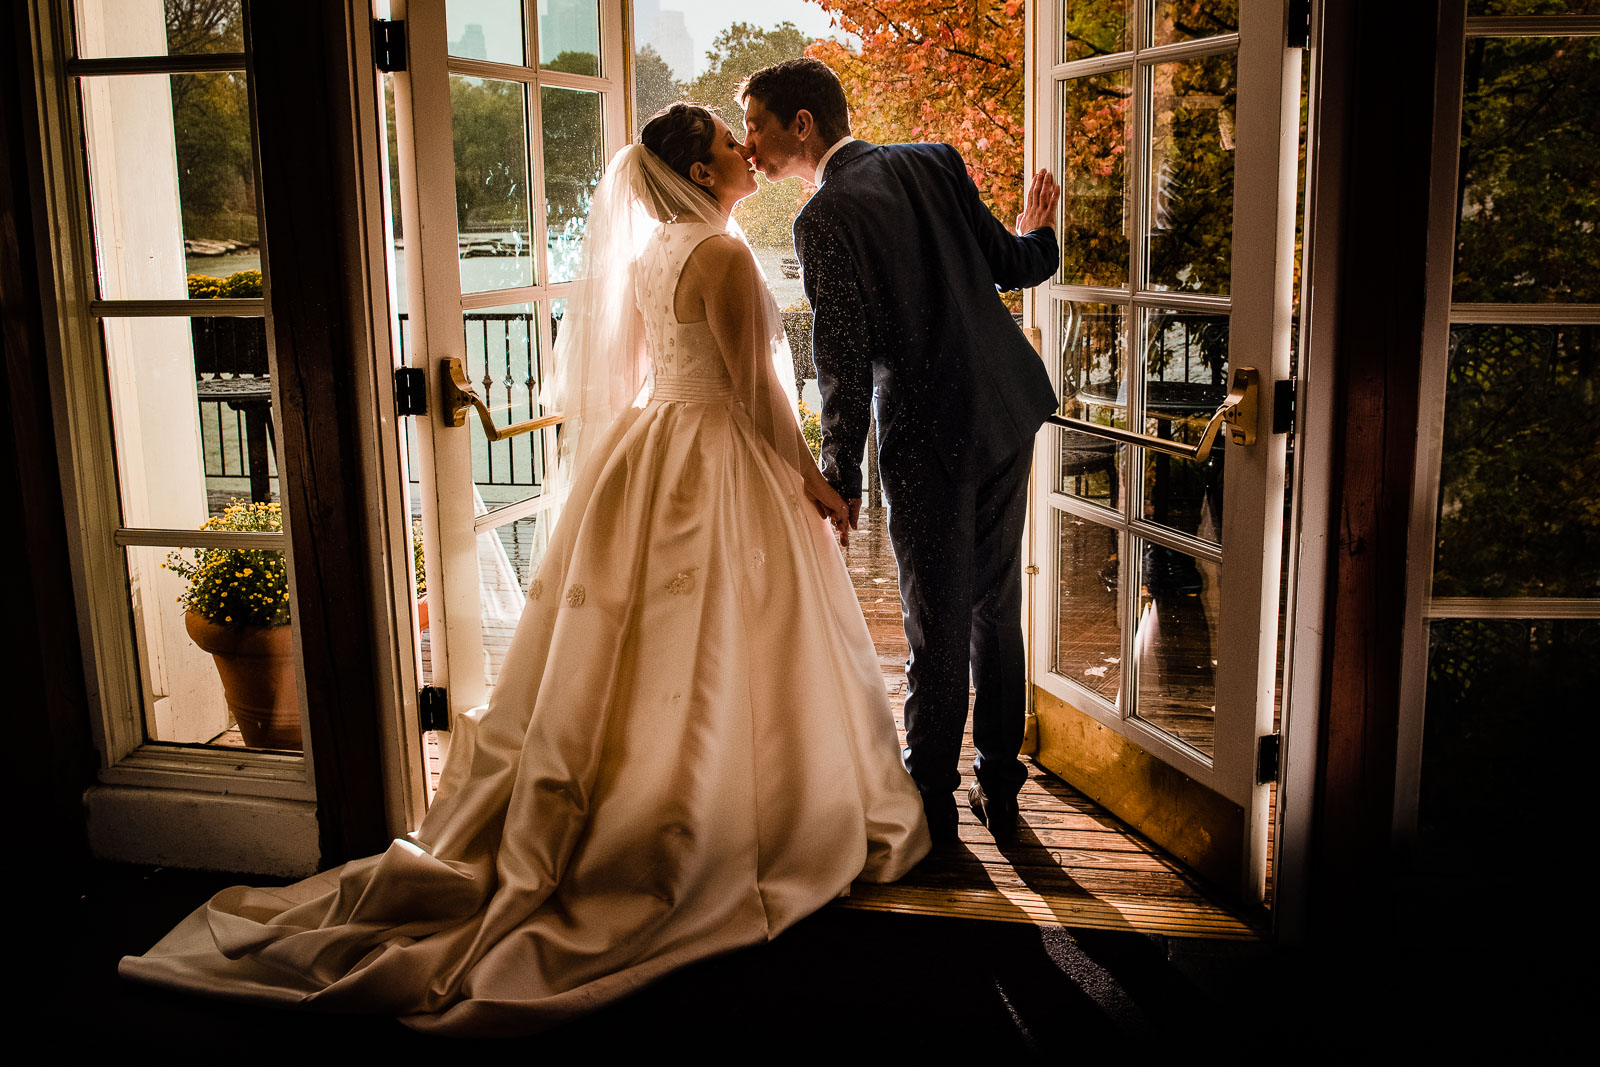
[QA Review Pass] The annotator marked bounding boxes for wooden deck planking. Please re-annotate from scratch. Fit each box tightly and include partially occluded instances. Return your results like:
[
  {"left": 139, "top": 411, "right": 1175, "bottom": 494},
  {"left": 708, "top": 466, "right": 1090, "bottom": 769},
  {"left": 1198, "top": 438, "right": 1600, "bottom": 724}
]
[
  {"left": 835, "top": 508, "right": 1258, "bottom": 939},
  {"left": 410, "top": 505, "right": 1257, "bottom": 939}
]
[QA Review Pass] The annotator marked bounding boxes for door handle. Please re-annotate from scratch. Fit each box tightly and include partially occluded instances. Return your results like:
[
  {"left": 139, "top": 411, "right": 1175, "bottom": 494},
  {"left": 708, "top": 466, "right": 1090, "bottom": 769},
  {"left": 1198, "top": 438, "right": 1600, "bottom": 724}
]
[
  {"left": 441, "top": 356, "right": 565, "bottom": 441},
  {"left": 1045, "top": 366, "right": 1259, "bottom": 463}
]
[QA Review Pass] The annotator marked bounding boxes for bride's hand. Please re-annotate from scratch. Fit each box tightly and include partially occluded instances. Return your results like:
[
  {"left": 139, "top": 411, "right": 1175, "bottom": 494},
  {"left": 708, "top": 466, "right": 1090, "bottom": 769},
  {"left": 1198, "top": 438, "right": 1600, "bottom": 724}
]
[{"left": 806, "top": 478, "right": 848, "bottom": 523}]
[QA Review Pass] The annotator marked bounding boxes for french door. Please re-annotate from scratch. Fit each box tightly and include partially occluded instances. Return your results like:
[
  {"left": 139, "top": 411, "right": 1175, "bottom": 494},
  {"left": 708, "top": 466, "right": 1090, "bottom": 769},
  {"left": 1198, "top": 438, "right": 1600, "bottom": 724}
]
[
  {"left": 383, "top": 0, "right": 630, "bottom": 800},
  {"left": 1028, "top": 1, "right": 1301, "bottom": 903}
]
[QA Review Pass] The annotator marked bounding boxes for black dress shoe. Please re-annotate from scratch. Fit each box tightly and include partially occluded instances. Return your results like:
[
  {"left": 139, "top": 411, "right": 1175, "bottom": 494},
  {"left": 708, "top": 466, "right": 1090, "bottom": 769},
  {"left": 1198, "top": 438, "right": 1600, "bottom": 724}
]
[
  {"left": 967, "top": 782, "right": 1020, "bottom": 844},
  {"left": 922, "top": 792, "right": 960, "bottom": 844}
]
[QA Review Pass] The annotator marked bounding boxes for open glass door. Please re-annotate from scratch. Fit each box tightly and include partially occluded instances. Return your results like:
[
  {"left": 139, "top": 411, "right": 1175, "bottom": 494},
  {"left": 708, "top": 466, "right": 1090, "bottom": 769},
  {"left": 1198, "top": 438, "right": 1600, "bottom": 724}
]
[
  {"left": 385, "top": 0, "right": 629, "bottom": 794},
  {"left": 1029, "top": 1, "right": 1299, "bottom": 903}
]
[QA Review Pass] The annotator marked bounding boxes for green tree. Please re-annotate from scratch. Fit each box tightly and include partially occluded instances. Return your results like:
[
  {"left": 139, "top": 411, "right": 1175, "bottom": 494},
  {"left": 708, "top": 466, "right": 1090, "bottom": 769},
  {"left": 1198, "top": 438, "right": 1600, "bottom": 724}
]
[
  {"left": 164, "top": 2, "right": 253, "bottom": 240},
  {"left": 542, "top": 52, "right": 606, "bottom": 278},
  {"left": 687, "top": 21, "right": 813, "bottom": 131},
  {"left": 450, "top": 77, "right": 529, "bottom": 231},
  {"left": 633, "top": 44, "right": 684, "bottom": 132},
  {"left": 1453, "top": 33, "right": 1600, "bottom": 303},
  {"left": 684, "top": 22, "right": 815, "bottom": 249},
  {"left": 164, "top": 0, "right": 242, "bottom": 58}
]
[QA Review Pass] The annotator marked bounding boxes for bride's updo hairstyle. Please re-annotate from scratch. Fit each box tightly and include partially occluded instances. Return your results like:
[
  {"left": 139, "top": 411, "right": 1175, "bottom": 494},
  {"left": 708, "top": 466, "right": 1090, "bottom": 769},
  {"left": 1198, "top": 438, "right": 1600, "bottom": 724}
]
[{"left": 637, "top": 102, "right": 720, "bottom": 219}]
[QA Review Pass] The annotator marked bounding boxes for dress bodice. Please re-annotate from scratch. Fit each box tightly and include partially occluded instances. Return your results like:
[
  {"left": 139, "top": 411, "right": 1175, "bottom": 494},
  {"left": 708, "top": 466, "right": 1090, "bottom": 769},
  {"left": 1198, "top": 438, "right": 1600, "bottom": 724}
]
[{"left": 634, "top": 221, "right": 735, "bottom": 401}]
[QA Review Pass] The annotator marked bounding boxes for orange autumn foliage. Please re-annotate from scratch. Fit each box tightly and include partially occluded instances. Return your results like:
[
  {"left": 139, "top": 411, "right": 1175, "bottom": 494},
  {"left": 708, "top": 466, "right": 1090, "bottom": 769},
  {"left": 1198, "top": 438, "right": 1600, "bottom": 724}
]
[{"left": 806, "top": 0, "right": 1028, "bottom": 228}]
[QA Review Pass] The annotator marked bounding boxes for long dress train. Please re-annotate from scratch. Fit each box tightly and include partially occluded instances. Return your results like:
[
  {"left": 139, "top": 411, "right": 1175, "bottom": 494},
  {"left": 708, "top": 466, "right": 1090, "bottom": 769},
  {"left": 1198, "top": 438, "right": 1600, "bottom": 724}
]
[{"left": 118, "top": 219, "right": 931, "bottom": 1036}]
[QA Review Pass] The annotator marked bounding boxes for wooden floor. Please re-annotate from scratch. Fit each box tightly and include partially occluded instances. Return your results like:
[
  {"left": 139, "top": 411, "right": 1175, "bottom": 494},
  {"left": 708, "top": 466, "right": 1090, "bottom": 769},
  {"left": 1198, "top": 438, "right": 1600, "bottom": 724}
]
[
  {"left": 835, "top": 509, "right": 1257, "bottom": 939},
  {"left": 407, "top": 506, "right": 1258, "bottom": 939}
]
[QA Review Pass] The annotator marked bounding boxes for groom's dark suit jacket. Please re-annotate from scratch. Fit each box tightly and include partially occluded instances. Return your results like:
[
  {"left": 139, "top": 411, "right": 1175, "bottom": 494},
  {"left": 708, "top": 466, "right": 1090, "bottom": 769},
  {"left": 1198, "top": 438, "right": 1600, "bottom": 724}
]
[{"left": 793, "top": 140, "right": 1059, "bottom": 497}]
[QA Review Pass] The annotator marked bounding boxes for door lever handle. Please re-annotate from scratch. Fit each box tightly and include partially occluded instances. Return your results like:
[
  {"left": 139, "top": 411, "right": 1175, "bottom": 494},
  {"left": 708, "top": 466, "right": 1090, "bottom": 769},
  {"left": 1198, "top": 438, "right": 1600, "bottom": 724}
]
[
  {"left": 1047, "top": 366, "right": 1258, "bottom": 463},
  {"left": 441, "top": 356, "right": 564, "bottom": 441}
]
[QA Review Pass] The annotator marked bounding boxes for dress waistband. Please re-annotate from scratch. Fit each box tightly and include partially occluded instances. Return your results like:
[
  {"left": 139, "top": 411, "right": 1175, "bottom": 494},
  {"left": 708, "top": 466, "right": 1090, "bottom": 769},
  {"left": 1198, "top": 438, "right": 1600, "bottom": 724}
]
[{"left": 650, "top": 377, "right": 737, "bottom": 402}]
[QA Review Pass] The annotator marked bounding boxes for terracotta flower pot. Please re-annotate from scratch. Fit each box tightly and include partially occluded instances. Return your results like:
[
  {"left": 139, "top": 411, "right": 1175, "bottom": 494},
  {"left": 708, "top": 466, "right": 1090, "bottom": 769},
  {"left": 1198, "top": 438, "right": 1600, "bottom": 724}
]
[
  {"left": 416, "top": 595, "right": 429, "bottom": 631},
  {"left": 185, "top": 612, "right": 302, "bottom": 751}
]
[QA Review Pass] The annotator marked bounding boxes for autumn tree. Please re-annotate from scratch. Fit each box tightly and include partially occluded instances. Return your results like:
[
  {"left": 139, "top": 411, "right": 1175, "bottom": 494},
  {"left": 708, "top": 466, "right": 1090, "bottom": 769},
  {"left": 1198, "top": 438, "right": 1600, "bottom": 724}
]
[{"left": 806, "top": 1, "right": 1027, "bottom": 227}]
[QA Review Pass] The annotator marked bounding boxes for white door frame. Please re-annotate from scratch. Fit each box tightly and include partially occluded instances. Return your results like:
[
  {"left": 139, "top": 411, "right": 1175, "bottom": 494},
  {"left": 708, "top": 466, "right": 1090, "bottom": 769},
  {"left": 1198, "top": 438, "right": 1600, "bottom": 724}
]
[
  {"left": 1028, "top": 0, "right": 1301, "bottom": 903},
  {"left": 383, "top": 0, "right": 631, "bottom": 808}
]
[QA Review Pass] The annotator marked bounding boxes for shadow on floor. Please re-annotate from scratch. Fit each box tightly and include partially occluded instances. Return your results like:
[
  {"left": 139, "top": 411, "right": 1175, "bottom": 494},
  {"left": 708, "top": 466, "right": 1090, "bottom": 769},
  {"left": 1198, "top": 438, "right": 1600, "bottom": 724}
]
[{"left": 41, "top": 861, "right": 1571, "bottom": 1056}]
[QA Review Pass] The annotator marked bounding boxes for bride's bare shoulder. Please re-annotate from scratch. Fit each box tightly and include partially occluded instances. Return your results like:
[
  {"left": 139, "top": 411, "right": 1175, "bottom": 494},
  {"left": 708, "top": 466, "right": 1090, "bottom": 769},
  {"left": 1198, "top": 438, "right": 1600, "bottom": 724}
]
[{"left": 685, "top": 233, "right": 753, "bottom": 270}]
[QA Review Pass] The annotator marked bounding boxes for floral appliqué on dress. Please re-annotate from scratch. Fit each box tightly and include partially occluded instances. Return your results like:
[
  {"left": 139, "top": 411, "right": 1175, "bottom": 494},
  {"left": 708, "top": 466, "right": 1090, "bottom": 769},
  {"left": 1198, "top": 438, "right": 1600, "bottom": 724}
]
[
  {"left": 666, "top": 568, "right": 697, "bottom": 596},
  {"left": 565, "top": 584, "right": 586, "bottom": 607}
]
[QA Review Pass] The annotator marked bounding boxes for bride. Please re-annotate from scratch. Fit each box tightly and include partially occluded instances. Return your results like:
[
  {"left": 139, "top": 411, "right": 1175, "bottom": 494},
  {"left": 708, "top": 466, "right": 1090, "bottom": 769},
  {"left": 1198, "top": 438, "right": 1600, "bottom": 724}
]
[{"left": 120, "top": 103, "right": 931, "bottom": 1035}]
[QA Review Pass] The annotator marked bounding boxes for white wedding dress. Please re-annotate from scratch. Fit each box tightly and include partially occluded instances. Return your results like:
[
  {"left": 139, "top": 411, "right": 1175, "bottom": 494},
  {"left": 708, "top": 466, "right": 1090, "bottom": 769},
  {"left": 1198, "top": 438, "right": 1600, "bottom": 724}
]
[{"left": 120, "top": 219, "right": 931, "bottom": 1036}]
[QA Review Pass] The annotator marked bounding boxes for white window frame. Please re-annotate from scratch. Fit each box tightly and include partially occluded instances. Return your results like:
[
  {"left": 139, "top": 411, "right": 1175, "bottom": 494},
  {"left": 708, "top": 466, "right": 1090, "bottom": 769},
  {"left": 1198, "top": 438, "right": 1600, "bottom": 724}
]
[
  {"left": 1394, "top": 7, "right": 1600, "bottom": 844},
  {"left": 387, "top": 0, "right": 630, "bottom": 784}
]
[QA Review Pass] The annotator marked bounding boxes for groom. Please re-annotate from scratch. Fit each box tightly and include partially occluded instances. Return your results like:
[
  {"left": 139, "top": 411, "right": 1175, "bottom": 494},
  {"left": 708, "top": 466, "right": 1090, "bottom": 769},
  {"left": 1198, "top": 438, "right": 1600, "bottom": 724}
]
[{"left": 741, "top": 59, "right": 1060, "bottom": 843}]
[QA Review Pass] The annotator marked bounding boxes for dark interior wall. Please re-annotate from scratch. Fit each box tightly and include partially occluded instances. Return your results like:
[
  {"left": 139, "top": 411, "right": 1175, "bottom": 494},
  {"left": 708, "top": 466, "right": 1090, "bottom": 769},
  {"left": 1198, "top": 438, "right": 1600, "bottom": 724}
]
[
  {"left": 1, "top": 1, "right": 96, "bottom": 901},
  {"left": 1309, "top": 0, "right": 1441, "bottom": 932},
  {"left": 248, "top": 0, "right": 391, "bottom": 866}
]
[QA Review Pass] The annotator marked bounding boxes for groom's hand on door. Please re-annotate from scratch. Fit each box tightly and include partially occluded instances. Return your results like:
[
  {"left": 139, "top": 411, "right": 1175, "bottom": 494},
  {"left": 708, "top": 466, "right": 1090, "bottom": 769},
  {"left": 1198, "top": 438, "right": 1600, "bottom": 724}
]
[{"left": 1016, "top": 169, "right": 1060, "bottom": 235}]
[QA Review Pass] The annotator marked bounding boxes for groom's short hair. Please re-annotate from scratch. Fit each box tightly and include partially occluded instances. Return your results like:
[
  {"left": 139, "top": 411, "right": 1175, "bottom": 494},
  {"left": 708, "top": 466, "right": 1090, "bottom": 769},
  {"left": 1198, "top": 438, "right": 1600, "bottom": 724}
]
[{"left": 739, "top": 58, "right": 851, "bottom": 144}]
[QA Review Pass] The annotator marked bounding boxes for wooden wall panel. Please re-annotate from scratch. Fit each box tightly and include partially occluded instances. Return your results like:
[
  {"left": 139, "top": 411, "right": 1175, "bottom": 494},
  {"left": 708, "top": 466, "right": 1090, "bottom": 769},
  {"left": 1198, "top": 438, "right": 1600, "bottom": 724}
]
[
  {"left": 1308, "top": 0, "right": 1442, "bottom": 931},
  {"left": 248, "top": 1, "right": 389, "bottom": 865}
]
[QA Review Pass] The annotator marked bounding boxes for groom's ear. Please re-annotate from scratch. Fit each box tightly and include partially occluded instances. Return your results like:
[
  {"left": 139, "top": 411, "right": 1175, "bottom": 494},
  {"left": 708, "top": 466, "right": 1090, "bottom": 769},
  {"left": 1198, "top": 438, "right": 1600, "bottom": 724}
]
[{"left": 792, "top": 108, "right": 816, "bottom": 142}]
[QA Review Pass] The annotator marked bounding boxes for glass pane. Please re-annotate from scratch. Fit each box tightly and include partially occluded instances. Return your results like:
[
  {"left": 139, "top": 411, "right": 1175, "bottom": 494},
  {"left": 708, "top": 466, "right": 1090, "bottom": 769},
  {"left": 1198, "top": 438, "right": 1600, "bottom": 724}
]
[
  {"left": 1060, "top": 0, "right": 1135, "bottom": 63},
  {"left": 540, "top": 0, "right": 601, "bottom": 75},
  {"left": 1150, "top": 0, "right": 1239, "bottom": 48},
  {"left": 102, "top": 317, "right": 278, "bottom": 529},
  {"left": 1145, "top": 52, "right": 1236, "bottom": 294},
  {"left": 1433, "top": 323, "right": 1600, "bottom": 598},
  {"left": 1054, "top": 511, "right": 1123, "bottom": 704},
  {"left": 81, "top": 73, "right": 260, "bottom": 301},
  {"left": 1422, "top": 618, "right": 1597, "bottom": 869},
  {"left": 482, "top": 513, "right": 551, "bottom": 690},
  {"left": 75, "top": 0, "right": 244, "bottom": 59},
  {"left": 448, "top": 0, "right": 526, "bottom": 66},
  {"left": 632, "top": 35, "right": 687, "bottom": 136},
  {"left": 453, "top": 75, "right": 536, "bottom": 292},
  {"left": 1453, "top": 35, "right": 1600, "bottom": 304},
  {"left": 465, "top": 304, "right": 555, "bottom": 517},
  {"left": 1142, "top": 310, "right": 1228, "bottom": 543},
  {"left": 541, "top": 85, "right": 605, "bottom": 283},
  {"left": 1134, "top": 538, "right": 1218, "bottom": 756},
  {"left": 1058, "top": 69, "right": 1132, "bottom": 287},
  {"left": 550, "top": 296, "right": 567, "bottom": 346},
  {"left": 132, "top": 532, "right": 301, "bottom": 751},
  {"left": 1057, "top": 301, "right": 1128, "bottom": 509}
]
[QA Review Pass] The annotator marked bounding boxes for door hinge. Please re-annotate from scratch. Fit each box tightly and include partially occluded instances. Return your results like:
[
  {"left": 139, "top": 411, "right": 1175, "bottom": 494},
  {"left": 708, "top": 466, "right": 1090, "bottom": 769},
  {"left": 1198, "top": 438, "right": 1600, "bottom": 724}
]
[
  {"left": 1025, "top": 564, "right": 1040, "bottom": 575},
  {"left": 420, "top": 685, "right": 449, "bottom": 731},
  {"left": 394, "top": 366, "right": 427, "bottom": 416},
  {"left": 1287, "top": 0, "right": 1312, "bottom": 49},
  {"left": 1272, "top": 377, "right": 1297, "bottom": 435},
  {"left": 1256, "top": 733, "right": 1282, "bottom": 784},
  {"left": 373, "top": 19, "right": 407, "bottom": 72}
]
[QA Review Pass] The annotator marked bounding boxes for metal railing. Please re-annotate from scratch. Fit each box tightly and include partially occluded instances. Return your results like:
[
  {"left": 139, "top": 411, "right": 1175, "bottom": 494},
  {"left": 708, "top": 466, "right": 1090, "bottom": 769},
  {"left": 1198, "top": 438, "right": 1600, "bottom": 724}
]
[{"left": 194, "top": 314, "right": 553, "bottom": 492}]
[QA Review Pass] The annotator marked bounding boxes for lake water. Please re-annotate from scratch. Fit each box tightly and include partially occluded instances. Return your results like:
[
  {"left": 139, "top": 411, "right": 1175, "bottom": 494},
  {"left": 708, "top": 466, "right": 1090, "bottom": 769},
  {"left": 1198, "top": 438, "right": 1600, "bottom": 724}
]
[{"left": 188, "top": 244, "right": 808, "bottom": 315}]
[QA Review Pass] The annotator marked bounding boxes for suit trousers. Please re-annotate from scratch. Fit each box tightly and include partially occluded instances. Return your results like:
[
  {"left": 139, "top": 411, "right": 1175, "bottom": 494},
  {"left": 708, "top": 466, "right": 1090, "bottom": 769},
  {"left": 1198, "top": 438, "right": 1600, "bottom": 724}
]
[{"left": 882, "top": 437, "right": 1034, "bottom": 811}]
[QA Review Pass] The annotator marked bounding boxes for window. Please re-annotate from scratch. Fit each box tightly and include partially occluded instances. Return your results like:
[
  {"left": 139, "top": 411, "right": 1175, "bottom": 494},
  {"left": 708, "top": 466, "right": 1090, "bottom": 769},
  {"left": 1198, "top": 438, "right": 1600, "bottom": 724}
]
[{"left": 60, "top": 0, "right": 309, "bottom": 786}]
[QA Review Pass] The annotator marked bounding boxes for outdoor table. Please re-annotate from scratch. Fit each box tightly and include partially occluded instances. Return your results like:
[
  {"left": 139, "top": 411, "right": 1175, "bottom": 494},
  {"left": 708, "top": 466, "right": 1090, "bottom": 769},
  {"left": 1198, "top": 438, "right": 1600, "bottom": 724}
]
[{"left": 195, "top": 375, "right": 276, "bottom": 503}]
